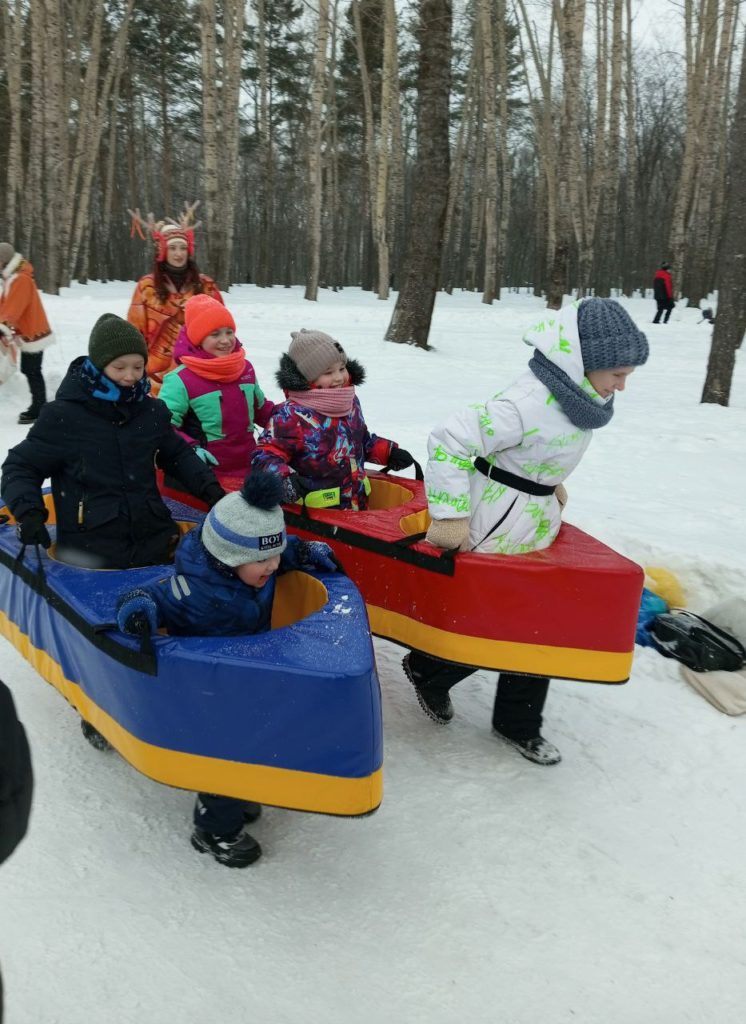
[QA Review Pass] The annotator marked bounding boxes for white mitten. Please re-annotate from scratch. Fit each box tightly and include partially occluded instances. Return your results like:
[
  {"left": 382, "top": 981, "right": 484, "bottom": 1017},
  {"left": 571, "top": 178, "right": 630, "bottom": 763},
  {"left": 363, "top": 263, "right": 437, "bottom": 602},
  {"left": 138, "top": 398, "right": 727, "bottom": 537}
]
[
  {"left": 426, "top": 517, "right": 471, "bottom": 552},
  {"left": 556, "top": 483, "right": 568, "bottom": 511}
]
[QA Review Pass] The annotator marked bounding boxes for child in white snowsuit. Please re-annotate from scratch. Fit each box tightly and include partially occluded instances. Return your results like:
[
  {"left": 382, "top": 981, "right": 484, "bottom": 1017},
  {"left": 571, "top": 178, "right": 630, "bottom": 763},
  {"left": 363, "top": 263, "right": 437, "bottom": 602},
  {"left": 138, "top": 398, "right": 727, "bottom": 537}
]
[
  {"left": 116, "top": 472, "right": 338, "bottom": 868},
  {"left": 405, "top": 298, "right": 649, "bottom": 764}
]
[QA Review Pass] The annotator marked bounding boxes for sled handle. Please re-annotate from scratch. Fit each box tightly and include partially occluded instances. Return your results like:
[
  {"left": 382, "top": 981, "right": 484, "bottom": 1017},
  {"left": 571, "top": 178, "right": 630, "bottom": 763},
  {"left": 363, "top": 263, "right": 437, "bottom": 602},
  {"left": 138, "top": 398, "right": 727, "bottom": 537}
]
[
  {"left": 95, "top": 621, "right": 156, "bottom": 662},
  {"left": 379, "top": 459, "right": 424, "bottom": 481}
]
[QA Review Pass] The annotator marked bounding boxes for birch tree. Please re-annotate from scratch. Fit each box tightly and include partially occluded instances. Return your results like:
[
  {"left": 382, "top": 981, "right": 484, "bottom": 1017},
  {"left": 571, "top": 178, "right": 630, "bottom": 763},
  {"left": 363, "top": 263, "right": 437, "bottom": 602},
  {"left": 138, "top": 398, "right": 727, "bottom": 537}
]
[
  {"left": 201, "top": 0, "right": 246, "bottom": 289},
  {"left": 305, "top": 0, "right": 330, "bottom": 301}
]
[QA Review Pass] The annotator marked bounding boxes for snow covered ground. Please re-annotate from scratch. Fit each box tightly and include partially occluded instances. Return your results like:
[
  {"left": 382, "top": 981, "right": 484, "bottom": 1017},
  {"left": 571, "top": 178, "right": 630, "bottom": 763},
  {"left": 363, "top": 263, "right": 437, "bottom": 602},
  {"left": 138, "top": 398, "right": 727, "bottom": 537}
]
[{"left": 1, "top": 283, "right": 745, "bottom": 1024}]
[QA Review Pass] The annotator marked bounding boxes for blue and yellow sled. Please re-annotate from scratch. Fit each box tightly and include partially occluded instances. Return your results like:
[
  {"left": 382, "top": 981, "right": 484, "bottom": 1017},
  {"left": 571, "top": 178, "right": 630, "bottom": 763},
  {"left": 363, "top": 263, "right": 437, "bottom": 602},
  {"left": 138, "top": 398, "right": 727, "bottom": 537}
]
[{"left": 0, "top": 496, "right": 383, "bottom": 816}]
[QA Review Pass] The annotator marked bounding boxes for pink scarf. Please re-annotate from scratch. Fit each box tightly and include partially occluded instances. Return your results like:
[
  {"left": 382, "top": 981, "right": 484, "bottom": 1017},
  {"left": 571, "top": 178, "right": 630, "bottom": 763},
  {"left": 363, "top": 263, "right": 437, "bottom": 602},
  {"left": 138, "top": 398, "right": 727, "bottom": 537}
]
[{"left": 287, "top": 386, "right": 355, "bottom": 417}]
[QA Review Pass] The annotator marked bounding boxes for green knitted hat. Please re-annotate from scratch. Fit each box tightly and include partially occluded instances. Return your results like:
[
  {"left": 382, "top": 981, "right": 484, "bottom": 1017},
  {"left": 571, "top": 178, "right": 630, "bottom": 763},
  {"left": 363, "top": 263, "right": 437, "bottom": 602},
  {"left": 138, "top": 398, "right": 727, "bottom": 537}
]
[{"left": 88, "top": 314, "right": 148, "bottom": 369}]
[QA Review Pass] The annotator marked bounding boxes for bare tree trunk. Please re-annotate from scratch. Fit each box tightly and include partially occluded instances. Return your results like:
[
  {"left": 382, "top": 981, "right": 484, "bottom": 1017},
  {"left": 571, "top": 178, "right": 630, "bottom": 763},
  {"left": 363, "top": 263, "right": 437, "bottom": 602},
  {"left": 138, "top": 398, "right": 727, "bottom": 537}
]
[
  {"left": 684, "top": 0, "right": 738, "bottom": 306},
  {"left": 305, "top": 0, "right": 330, "bottom": 301},
  {"left": 385, "top": 0, "right": 452, "bottom": 347},
  {"left": 593, "top": 0, "right": 623, "bottom": 296},
  {"left": 42, "top": 0, "right": 70, "bottom": 293},
  {"left": 442, "top": 51, "right": 477, "bottom": 293},
  {"left": 373, "top": 0, "right": 399, "bottom": 299},
  {"left": 322, "top": 0, "right": 342, "bottom": 290},
  {"left": 547, "top": 0, "right": 586, "bottom": 308},
  {"left": 620, "top": 0, "right": 637, "bottom": 295},
  {"left": 201, "top": 0, "right": 246, "bottom": 289},
  {"left": 494, "top": 0, "right": 512, "bottom": 297},
  {"left": 255, "top": 0, "right": 272, "bottom": 287},
  {"left": 668, "top": 0, "right": 721, "bottom": 299},
  {"left": 387, "top": 3, "right": 405, "bottom": 289},
  {"left": 477, "top": 0, "right": 498, "bottom": 304},
  {"left": 67, "top": 0, "right": 134, "bottom": 280},
  {"left": 465, "top": 123, "right": 485, "bottom": 292},
  {"left": 2, "top": 0, "right": 24, "bottom": 241},
  {"left": 516, "top": 0, "right": 558, "bottom": 301},
  {"left": 352, "top": 0, "right": 377, "bottom": 295},
  {"left": 701, "top": 35, "right": 746, "bottom": 405},
  {"left": 24, "top": 0, "right": 46, "bottom": 262}
]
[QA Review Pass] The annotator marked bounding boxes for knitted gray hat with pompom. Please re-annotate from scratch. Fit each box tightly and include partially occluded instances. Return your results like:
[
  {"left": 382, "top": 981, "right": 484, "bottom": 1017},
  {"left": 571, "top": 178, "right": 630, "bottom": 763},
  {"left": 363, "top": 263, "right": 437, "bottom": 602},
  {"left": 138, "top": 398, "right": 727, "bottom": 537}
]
[
  {"left": 287, "top": 329, "right": 347, "bottom": 383},
  {"left": 202, "top": 472, "right": 287, "bottom": 567},
  {"left": 576, "top": 298, "right": 649, "bottom": 373}
]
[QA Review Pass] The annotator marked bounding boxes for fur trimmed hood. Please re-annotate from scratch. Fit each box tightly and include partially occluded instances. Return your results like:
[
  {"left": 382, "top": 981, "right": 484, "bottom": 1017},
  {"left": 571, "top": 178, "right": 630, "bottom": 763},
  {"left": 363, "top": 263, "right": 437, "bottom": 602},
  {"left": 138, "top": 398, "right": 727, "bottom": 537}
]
[{"left": 276, "top": 352, "right": 366, "bottom": 392}]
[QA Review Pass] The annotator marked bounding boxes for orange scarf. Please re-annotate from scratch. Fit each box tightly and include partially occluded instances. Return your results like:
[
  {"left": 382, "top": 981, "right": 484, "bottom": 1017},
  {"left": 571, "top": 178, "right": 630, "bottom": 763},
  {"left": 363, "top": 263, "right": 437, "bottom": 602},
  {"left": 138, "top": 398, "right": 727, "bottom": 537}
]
[{"left": 179, "top": 348, "right": 247, "bottom": 383}]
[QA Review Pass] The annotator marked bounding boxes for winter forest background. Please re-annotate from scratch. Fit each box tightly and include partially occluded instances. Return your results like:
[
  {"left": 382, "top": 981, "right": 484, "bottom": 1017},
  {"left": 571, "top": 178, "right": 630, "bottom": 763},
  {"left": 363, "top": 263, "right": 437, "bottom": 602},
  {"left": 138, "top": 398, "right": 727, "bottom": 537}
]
[{"left": 0, "top": 0, "right": 744, "bottom": 389}]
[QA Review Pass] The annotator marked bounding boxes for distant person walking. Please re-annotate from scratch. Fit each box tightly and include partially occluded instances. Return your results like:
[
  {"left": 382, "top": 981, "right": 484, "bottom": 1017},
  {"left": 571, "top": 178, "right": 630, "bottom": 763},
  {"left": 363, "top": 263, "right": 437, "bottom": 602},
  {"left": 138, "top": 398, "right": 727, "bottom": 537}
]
[
  {"left": 653, "top": 262, "right": 674, "bottom": 324},
  {"left": 0, "top": 242, "right": 54, "bottom": 425}
]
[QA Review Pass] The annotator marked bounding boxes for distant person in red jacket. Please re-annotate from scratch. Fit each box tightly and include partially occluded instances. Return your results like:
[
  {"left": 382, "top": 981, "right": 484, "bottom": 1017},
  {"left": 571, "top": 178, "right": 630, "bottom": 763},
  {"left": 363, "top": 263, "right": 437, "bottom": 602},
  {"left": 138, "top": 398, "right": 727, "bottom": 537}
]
[{"left": 653, "top": 262, "right": 674, "bottom": 324}]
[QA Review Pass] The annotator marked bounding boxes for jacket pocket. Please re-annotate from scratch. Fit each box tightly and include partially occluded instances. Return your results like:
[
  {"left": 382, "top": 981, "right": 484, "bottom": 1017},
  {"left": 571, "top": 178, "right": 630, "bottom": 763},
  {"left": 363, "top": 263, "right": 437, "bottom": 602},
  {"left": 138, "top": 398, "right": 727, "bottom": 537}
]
[{"left": 70, "top": 497, "right": 121, "bottom": 531}]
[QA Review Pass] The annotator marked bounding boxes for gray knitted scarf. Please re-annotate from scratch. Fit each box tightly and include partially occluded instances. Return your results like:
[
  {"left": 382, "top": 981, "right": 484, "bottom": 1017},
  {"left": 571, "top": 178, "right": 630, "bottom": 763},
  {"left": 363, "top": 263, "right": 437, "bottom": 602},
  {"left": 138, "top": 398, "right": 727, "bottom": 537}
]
[{"left": 529, "top": 350, "right": 614, "bottom": 429}]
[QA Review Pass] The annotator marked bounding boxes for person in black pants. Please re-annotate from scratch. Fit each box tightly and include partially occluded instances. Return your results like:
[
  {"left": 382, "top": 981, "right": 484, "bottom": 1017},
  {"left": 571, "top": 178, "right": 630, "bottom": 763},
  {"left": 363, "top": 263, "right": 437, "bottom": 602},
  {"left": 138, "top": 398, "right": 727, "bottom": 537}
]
[
  {"left": 652, "top": 262, "right": 674, "bottom": 324},
  {"left": 404, "top": 653, "right": 554, "bottom": 764},
  {"left": 0, "top": 241, "right": 54, "bottom": 424},
  {"left": 406, "top": 297, "right": 650, "bottom": 766}
]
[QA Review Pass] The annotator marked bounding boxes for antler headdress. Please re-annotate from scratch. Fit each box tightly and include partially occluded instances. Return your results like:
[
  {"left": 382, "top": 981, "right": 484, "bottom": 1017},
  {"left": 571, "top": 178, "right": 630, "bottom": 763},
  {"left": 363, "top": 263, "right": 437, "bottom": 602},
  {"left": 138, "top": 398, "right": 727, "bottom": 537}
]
[{"left": 128, "top": 201, "right": 202, "bottom": 262}]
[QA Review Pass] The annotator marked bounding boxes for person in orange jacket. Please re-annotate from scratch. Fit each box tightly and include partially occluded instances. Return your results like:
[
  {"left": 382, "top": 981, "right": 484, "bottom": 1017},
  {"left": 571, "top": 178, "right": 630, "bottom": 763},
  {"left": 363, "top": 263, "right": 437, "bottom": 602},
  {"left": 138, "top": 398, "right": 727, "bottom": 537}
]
[
  {"left": 0, "top": 242, "right": 54, "bottom": 425},
  {"left": 126, "top": 208, "right": 223, "bottom": 394}
]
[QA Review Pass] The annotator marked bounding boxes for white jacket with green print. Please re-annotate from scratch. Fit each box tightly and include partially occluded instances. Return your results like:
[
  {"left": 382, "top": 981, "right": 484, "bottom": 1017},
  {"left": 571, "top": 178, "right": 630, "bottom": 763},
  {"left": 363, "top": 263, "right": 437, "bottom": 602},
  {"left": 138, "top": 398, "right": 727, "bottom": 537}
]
[{"left": 426, "top": 301, "right": 604, "bottom": 555}]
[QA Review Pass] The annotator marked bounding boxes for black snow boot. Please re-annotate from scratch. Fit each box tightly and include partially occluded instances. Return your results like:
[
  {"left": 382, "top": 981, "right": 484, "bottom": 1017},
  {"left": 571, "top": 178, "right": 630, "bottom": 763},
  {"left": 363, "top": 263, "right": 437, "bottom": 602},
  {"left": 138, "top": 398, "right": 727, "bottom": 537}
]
[
  {"left": 402, "top": 654, "right": 454, "bottom": 724},
  {"left": 80, "top": 719, "right": 113, "bottom": 751},
  {"left": 493, "top": 730, "right": 562, "bottom": 766},
  {"left": 191, "top": 827, "right": 262, "bottom": 868}
]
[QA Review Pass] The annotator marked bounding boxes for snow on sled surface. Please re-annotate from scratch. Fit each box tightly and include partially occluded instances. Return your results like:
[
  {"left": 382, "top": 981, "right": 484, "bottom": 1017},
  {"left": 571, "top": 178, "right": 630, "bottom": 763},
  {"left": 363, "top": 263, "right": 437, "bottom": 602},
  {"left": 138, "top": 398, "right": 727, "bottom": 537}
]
[
  {"left": 165, "top": 472, "right": 644, "bottom": 683},
  {"left": 0, "top": 494, "right": 383, "bottom": 816}
]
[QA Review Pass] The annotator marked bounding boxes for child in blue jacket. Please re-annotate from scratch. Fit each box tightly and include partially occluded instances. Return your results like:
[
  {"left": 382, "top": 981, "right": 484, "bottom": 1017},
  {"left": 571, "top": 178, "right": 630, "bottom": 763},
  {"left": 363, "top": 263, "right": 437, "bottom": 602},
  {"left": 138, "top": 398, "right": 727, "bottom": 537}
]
[{"left": 116, "top": 472, "right": 337, "bottom": 868}]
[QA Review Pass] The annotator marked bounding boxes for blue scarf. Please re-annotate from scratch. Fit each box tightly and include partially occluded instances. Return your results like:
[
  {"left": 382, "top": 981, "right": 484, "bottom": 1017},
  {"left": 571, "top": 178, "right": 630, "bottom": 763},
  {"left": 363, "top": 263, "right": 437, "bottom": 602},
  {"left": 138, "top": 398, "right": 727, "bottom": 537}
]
[
  {"left": 81, "top": 358, "right": 151, "bottom": 404},
  {"left": 528, "top": 350, "right": 614, "bottom": 430}
]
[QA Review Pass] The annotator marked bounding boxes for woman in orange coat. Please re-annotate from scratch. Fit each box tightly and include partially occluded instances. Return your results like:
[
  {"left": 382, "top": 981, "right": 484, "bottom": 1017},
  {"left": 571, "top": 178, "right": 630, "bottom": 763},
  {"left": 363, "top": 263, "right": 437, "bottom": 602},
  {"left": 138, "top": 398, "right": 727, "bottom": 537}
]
[
  {"left": 0, "top": 241, "right": 54, "bottom": 424},
  {"left": 126, "top": 208, "right": 223, "bottom": 393}
]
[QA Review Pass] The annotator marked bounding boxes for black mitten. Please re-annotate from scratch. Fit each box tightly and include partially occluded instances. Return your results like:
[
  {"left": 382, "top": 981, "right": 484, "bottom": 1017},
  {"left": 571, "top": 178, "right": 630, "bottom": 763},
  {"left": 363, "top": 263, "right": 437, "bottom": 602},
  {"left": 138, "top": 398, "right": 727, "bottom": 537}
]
[
  {"left": 386, "top": 447, "right": 414, "bottom": 471},
  {"left": 16, "top": 509, "right": 51, "bottom": 549}
]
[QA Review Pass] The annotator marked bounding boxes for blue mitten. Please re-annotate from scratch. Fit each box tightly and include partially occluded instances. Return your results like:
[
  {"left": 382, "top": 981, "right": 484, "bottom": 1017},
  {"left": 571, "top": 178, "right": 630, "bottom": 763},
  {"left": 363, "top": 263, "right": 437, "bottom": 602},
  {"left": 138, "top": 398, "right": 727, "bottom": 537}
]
[
  {"left": 194, "top": 446, "right": 219, "bottom": 466},
  {"left": 297, "top": 540, "right": 342, "bottom": 573},
  {"left": 116, "top": 590, "right": 160, "bottom": 636}
]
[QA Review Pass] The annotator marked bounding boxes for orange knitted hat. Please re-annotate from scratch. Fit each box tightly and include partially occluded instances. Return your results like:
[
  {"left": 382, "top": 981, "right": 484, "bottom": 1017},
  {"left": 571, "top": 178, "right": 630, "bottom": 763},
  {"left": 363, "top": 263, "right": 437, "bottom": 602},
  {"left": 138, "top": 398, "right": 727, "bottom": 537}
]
[{"left": 184, "top": 295, "right": 236, "bottom": 345}]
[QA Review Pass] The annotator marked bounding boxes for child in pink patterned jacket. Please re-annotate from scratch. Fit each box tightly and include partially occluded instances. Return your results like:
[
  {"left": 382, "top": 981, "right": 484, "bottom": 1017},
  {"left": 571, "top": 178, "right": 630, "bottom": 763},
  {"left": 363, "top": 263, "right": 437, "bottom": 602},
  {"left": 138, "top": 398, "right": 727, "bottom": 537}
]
[
  {"left": 158, "top": 295, "right": 274, "bottom": 490},
  {"left": 252, "top": 329, "right": 413, "bottom": 510}
]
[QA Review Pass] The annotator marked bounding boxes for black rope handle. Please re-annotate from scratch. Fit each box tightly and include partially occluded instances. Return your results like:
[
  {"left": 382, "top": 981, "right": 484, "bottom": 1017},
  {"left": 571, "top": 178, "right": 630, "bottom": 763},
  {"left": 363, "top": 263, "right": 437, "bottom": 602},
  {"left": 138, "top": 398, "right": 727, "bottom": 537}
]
[
  {"left": 378, "top": 459, "right": 424, "bottom": 481},
  {"left": 94, "top": 620, "right": 156, "bottom": 662}
]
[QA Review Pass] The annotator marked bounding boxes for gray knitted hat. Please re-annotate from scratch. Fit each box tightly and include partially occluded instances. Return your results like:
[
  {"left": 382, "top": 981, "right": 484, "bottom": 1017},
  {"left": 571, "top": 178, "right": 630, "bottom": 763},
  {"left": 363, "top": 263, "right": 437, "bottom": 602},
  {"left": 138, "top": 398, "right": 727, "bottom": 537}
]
[
  {"left": 88, "top": 314, "right": 148, "bottom": 369},
  {"left": 0, "top": 242, "right": 15, "bottom": 266},
  {"left": 577, "top": 298, "right": 649, "bottom": 373},
  {"left": 202, "top": 473, "right": 287, "bottom": 567},
  {"left": 288, "top": 329, "right": 347, "bottom": 383}
]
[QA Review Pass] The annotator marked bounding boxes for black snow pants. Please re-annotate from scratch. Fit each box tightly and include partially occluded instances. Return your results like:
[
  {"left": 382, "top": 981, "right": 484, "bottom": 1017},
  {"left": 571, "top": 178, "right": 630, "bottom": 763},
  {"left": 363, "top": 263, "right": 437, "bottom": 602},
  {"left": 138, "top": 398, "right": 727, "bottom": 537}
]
[
  {"left": 19, "top": 351, "right": 47, "bottom": 413},
  {"left": 407, "top": 650, "right": 550, "bottom": 740}
]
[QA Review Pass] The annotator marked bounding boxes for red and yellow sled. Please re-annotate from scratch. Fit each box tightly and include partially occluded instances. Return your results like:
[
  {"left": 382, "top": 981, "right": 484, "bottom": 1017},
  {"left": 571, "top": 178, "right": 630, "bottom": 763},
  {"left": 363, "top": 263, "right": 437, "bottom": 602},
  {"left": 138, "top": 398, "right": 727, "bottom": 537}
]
[{"left": 163, "top": 472, "right": 644, "bottom": 684}]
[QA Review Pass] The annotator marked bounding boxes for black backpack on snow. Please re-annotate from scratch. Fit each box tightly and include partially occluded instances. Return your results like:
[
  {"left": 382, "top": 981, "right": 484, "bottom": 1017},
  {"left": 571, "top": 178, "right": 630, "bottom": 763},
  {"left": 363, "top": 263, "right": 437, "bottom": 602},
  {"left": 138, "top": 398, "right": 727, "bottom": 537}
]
[{"left": 649, "top": 610, "right": 746, "bottom": 673}]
